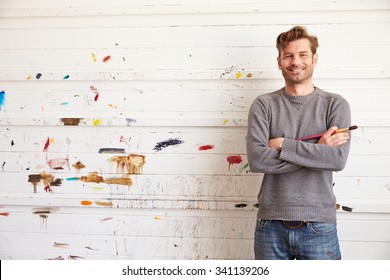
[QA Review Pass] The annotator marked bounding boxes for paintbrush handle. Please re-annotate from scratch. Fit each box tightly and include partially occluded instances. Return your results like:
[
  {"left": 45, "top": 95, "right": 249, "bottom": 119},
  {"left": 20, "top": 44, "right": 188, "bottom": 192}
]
[{"left": 296, "top": 133, "right": 324, "bottom": 141}]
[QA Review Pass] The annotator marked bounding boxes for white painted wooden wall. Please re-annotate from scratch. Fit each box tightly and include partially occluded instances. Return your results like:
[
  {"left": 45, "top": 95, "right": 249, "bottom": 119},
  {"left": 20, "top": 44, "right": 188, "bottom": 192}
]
[{"left": 0, "top": 0, "right": 389, "bottom": 260}]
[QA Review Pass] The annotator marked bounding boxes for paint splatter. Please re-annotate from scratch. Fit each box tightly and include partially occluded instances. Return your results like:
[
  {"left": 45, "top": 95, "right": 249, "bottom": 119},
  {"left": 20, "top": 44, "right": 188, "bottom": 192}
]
[
  {"left": 53, "top": 242, "right": 69, "bottom": 249},
  {"left": 102, "top": 55, "right": 111, "bottom": 62},
  {"left": 27, "top": 75, "right": 32, "bottom": 80},
  {"left": 85, "top": 246, "right": 99, "bottom": 251},
  {"left": 68, "top": 255, "right": 84, "bottom": 260},
  {"left": 47, "top": 158, "right": 69, "bottom": 170},
  {"left": 36, "top": 73, "right": 42, "bottom": 79},
  {"left": 72, "top": 161, "right": 86, "bottom": 171},
  {"left": 11, "top": 140, "right": 15, "bottom": 146},
  {"left": 0, "top": 212, "right": 10, "bottom": 217},
  {"left": 61, "top": 118, "right": 83, "bottom": 126},
  {"left": 227, "top": 155, "right": 243, "bottom": 171},
  {"left": 93, "top": 119, "right": 101, "bottom": 126},
  {"left": 246, "top": 73, "right": 253, "bottom": 78},
  {"left": 0, "top": 90, "right": 5, "bottom": 110},
  {"left": 342, "top": 206, "right": 353, "bottom": 212},
  {"left": 91, "top": 53, "right": 96, "bottom": 62},
  {"left": 239, "top": 162, "right": 250, "bottom": 172},
  {"left": 59, "top": 102, "right": 69, "bottom": 106},
  {"left": 66, "top": 177, "right": 80, "bottom": 181},
  {"left": 199, "top": 144, "right": 214, "bottom": 151},
  {"left": 80, "top": 172, "right": 104, "bottom": 183},
  {"left": 98, "top": 148, "right": 125, "bottom": 154},
  {"left": 104, "top": 177, "right": 132, "bottom": 187},
  {"left": 63, "top": 75, "right": 70, "bottom": 79},
  {"left": 235, "top": 72, "right": 242, "bottom": 79},
  {"left": 90, "top": 85, "right": 100, "bottom": 101},
  {"left": 28, "top": 172, "right": 62, "bottom": 193},
  {"left": 81, "top": 200, "right": 93, "bottom": 206},
  {"left": 43, "top": 137, "right": 50, "bottom": 152},
  {"left": 223, "top": 119, "right": 229, "bottom": 125},
  {"left": 94, "top": 201, "right": 113, "bottom": 207},
  {"left": 100, "top": 217, "right": 113, "bottom": 222},
  {"left": 109, "top": 154, "right": 145, "bottom": 174},
  {"left": 154, "top": 216, "right": 161, "bottom": 220},
  {"left": 126, "top": 118, "right": 137, "bottom": 125},
  {"left": 153, "top": 138, "right": 184, "bottom": 151},
  {"left": 235, "top": 203, "right": 247, "bottom": 208}
]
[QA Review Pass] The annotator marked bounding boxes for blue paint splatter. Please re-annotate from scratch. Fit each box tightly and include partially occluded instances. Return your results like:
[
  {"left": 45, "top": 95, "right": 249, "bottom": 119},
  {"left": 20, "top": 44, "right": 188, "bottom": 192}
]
[
  {"left": 63, "top": 75, "right": 70, "bottom": 79},
  {"left": 0, "top": 90, "right": 5, "bottom": 111},
  {"left": 66, "top": 177, "right": 80, "bottom": 181},
  {"left": 126, "top": 118, "right": 137, "bottom": 125},
  {"left": 153, "top": 138, "right": 184, "bottom": 152},
  {"left": 59, "top": 102, "right": 69, "bottom": 105}
]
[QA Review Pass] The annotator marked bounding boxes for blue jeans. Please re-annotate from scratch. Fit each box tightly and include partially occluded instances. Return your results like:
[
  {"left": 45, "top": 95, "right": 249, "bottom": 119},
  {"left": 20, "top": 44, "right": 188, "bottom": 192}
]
[{"left": 254, "top": 219, "right": 341, "bottom": 260}]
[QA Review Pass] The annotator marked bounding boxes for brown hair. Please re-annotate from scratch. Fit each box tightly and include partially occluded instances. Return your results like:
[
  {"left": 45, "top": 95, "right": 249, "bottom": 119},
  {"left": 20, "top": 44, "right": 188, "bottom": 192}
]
[{"left": 276, "top": 26, "right": 319, "bottom": 56}]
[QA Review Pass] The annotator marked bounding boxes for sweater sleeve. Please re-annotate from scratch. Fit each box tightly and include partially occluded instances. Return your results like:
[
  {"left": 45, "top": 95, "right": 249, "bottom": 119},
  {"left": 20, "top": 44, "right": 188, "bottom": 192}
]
[
  {"left": 246, "top": 98, "right": 302, "bottom": 174},
  {"left": 279, "top": 96, "right": 351, "bottom": 171}
]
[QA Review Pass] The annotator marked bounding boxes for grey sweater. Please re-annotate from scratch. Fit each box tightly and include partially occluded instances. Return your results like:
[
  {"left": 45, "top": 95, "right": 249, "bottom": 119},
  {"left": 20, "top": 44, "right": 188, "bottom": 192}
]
[{"left": 246, "top": 87, "right": 351, "bottom": 222}]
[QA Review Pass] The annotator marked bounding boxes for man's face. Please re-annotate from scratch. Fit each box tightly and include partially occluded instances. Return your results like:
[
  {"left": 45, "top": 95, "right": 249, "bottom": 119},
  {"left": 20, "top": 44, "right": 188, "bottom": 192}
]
[{"left": 277, "top": 38, "right": 318, "bottom": 85}]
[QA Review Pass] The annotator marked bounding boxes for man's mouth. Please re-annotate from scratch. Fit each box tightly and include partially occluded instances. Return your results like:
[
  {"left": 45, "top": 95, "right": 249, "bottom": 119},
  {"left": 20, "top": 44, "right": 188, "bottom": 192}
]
[{"left": 288, "top": 67, "right": 305, "bottom": 72}]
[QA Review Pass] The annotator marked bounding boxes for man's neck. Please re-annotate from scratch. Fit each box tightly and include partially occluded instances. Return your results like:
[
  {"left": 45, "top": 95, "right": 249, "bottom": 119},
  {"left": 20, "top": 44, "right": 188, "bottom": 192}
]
[{"left": 284, "top": 83, "right": 315, "bottom": 97}]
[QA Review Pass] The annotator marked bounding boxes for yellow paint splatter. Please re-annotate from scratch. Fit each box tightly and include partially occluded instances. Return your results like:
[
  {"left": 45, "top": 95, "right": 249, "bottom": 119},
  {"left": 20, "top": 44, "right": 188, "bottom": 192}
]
[
  {"left": 246, "top": 73, "right": 253, "bottom": 78},
  {"left": 91, "top": 53, "right": 96, "bottom": 62},
  {"left": 27, "top": 75, "right": 32, "bottom": 80},
  {"left": 108, "top": 104, "right": 117, "bottom": 109},
  {"left": 93, "top": 119, "right": 101, "bottom": 126},
  {"left": 154, "top": 216, "right": 161, "bottom": 220},
  {"left": 223, "top": 119, "right": 229, "bottom": 125},
  {"left": 235, "top": 72, "right": 242, "bottom": 79}
]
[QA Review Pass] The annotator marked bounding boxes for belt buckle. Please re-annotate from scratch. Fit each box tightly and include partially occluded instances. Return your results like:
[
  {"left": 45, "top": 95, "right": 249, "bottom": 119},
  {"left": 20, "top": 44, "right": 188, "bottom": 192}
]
[{"left": 282, "top": 220, "right": 304, "bottom": 229}]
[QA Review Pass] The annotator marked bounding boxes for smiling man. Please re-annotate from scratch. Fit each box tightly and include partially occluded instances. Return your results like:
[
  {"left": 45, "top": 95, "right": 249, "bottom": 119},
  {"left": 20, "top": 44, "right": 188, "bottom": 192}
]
[{"left": 246, "top": 26, "right": 351, "bottom": 260}]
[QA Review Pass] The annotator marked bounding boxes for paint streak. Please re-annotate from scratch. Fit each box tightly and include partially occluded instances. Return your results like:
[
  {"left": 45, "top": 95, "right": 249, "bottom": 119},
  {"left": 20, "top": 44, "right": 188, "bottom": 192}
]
[
  {"left": 104, "top": 177, "right": 132, "bottom": 187},
  {"left": 0, "top": 212, "right": 10, "bottom": 217},
  {"left": 154, "top": 138, "right": 184, "bottom": 151},
  {"left": 342, "top": 206, "right": 353, "bottom": 212},
  {"left": 126, "top": 118, "right": 137, "bottom": 125},
  {"left": 98, "top": 148, "right": 125, "bottom": 154},
  {"left": 91, "top": 53, "right": 96, "bottom": 62},
  {"left": 100, "top": 217, "right": 113, "bottom": 222},
  {"left": 102, "top": 55, "right": 111, "bottom": 62},
  {"left": 0, "top": 90, "right": 5, "bottom": 110},
  {"left": 61, "top": 118, "right": 83, "bottom": 126},
  {"left": 199, "top": 144, "right": 214, "bottom": 151},
  {"left": 59, "top": 102, "right": 69, "bottom": 105},
  {"left": 47, "top": 158, "right": 69, "bottom": 170},
  {"left": 72, "top": 161, "right": 86, "bottom": 171},
  {"left": 239, "top": 162, "right": 250, "bottom": 172},
  {"left": 66, "top": 177, "right": 80, "bottom": 181},
  {"left": 235, "top": 203, "right": 247, "bottom": 208},
  {"left": 81, "top": 200, "right": 93, "bottom": 206},
  {"left": 94, "top": 201, "right": 113, "bottom": 207},
  {"left": 227, "top": 155, "right": 243, "bottom": 171},
  {"left": 43, "top": 137, "right": 50, "bottom": 152},
  {"left": 93, "top": 119, "right": 101, "bottom": 126},
  {"left": 53, "top": 242, "right": 69, "bottom": 249},
  {"left": 63, "top": 75, "right": 70, "bottom": 79},
  {"left": 68, "top": 255, "right": 84, "bottom": 260},
  {"left": 47, "top": 256, "right": 65, "bottom": 260},
  {"left": 90, "top": 85, "right": 100, "bottom": 101},
  {"left": 85, "top": 246, "right": 99, "bottom": 251},
  {"left": 81, "top": 172, "right": 104, "bottom": 183},
  {"left": 36, "top": 73, "right": 42, "bottom": 79},
  {"left": 108, "top": 154, "right": 145, "bottom": 174}
]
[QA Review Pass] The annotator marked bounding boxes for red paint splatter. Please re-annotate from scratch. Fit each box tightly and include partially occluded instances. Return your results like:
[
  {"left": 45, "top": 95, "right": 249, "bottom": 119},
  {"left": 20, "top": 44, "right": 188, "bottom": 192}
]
[
  {"left": 227, "top": 155, "right": 242, "bottom": 171},
  {"left": 44, "top": 185, "right": 53, "bottom": 193},
  {"left": 103, "top": 55, "right": 111, "bottom": 62},
  {"left": 199, "top": 144, "right": 214, "bottom": 151},
  {"left": 90, "top": 85, "right": 100, "bottom": 101},
  {"left": 0, "top": 212, "right": 10, "bottom": 217},
  {"left": 43, "top": 137, "right": 50, "bottom": 152}
]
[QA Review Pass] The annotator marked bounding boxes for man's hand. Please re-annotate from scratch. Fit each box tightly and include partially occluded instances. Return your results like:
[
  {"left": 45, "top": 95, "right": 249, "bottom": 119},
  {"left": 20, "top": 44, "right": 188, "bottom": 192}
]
[
  {"left": 268, "top": 137, "right": 284, "bottom": 150},
  {"left": 317, "top": 126, "right": 350, "bottom": 147}
]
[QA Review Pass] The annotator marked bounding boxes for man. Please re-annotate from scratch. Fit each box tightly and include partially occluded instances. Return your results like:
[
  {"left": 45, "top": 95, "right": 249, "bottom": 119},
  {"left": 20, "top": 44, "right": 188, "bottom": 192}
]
[{"left": 246, "top": 26, "right": 351, "bottom": 260}]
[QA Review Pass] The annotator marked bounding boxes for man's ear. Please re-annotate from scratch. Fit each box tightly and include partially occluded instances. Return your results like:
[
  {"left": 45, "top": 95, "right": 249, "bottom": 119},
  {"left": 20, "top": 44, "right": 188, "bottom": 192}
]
[
  {"left": 277, "top": 56, "right": 281, "bottom": 69},
  {"left": 313, "top": 53, "right": 318, "bottom": 67}
]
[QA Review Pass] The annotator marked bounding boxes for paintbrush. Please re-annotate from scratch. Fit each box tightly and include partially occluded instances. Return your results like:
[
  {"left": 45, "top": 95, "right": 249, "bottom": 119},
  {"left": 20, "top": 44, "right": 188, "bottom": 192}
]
[{"left": 296, "top": 125, "right": 358, "bottom": 141}]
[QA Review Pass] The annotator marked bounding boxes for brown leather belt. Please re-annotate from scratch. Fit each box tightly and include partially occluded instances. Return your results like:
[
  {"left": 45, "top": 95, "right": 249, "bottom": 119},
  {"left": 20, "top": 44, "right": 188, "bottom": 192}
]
[{"left": 281, "top": 220, "right": 305, "bottom": 229}]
